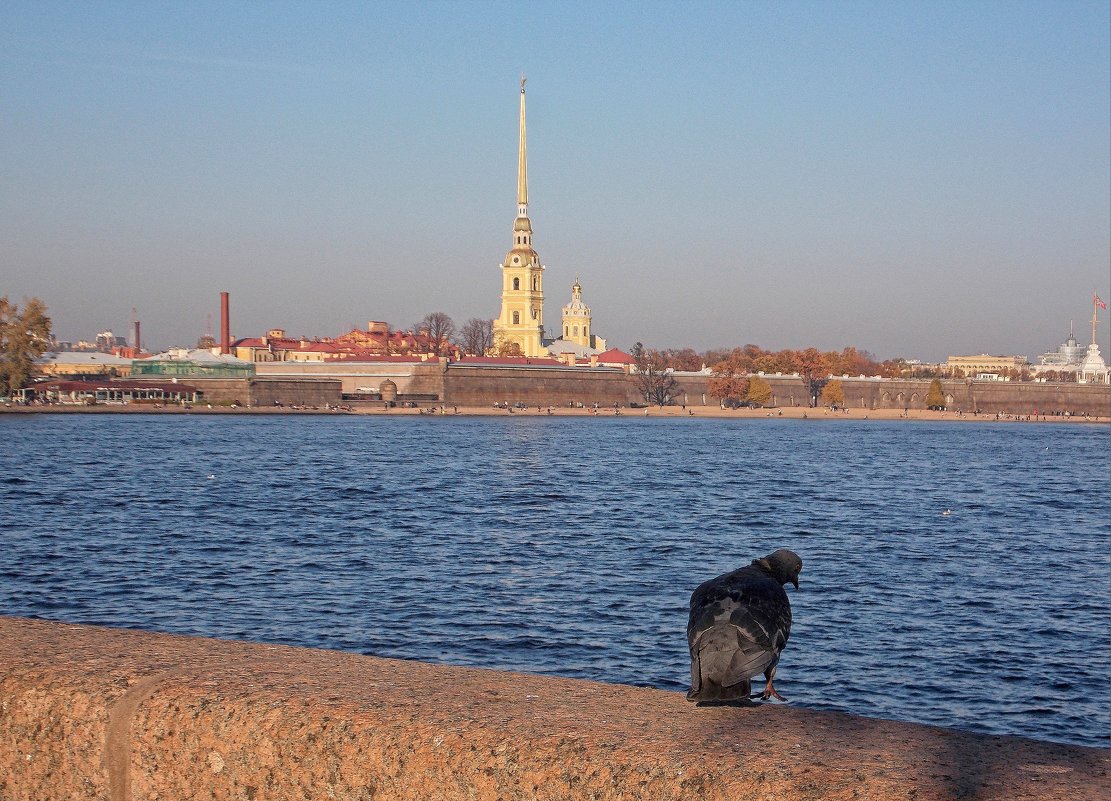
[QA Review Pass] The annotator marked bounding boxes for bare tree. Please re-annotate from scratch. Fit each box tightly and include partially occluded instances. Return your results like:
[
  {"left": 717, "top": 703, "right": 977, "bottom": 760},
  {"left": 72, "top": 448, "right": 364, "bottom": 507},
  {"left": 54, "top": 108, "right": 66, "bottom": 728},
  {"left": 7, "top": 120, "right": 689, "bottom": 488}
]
[
  {"left": 415, "top": 312, "right": 455, "bottom": 356},
  {"left": 460, "top": 318, "right": 494, "bottom": 356},
  {"left": 631, "top": 341, "right": 680, "bottom": 406}
]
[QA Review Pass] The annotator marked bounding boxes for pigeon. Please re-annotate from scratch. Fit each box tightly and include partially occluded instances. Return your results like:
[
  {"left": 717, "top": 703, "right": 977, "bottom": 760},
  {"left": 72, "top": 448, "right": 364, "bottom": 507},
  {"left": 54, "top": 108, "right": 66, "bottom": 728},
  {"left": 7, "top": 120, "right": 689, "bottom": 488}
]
[{"left": 686, "top": 549, "right": 802, "bottom": 704}]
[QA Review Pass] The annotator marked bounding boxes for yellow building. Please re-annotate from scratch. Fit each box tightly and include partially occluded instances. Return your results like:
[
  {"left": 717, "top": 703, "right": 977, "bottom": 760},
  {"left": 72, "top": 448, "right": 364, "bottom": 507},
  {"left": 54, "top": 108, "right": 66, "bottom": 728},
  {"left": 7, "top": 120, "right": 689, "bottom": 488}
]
[
  {"left": 946, "top": 353, "right": 1029, "bottom": 376},
  {"left": 492, "top": 78, "right": 546, "bottom": 357},
  {"left": 561, "top": 279, "right": 591, "bottom": 347},
  {"left": 34, "top": 352, "right": 133, "bottom": 379}
]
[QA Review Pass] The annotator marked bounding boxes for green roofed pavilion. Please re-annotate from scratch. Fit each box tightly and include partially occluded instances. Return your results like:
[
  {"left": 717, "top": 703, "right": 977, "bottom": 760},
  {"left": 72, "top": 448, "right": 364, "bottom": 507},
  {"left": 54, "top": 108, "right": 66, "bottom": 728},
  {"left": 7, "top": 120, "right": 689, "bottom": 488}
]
[{"left": 131, "top": 348, "right": 255, "bottom": 378}]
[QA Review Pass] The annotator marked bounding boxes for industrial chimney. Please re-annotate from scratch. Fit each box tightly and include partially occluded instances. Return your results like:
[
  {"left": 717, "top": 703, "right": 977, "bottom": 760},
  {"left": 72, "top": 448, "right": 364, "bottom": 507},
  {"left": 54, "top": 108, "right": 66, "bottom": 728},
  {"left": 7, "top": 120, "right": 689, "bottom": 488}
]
[
  {"left": 132, "top": 320, "right": 141, "bottom": 354},
  {"left": 220, "top": 291, "right": 231, "bottom": 355}
]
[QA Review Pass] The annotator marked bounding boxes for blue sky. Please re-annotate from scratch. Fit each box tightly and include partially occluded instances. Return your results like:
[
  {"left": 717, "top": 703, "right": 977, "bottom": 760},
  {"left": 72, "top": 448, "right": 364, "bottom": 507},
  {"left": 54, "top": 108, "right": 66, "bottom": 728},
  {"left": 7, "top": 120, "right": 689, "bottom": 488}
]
[{"left": 2, "top": 1, "right": 1108, "bottom": 360}]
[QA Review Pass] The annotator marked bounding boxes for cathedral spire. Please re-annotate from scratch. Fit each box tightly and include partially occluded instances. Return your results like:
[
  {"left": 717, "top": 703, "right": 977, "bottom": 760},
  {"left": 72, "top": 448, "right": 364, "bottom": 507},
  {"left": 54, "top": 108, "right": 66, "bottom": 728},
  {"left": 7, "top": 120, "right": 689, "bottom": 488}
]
[
  {"left": 517, "top": 75, "right": 528, "bottom": 217},
  {"left": 494, "top": 77, "right": 545, "bottom": 358}
]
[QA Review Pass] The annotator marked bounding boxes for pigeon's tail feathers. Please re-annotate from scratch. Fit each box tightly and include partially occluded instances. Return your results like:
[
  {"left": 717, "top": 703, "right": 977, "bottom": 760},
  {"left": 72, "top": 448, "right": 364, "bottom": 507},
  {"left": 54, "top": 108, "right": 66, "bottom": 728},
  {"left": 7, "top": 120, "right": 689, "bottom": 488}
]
[
  {"left": 687, "top": 677, "right": 751, "bottom": 703},
  {"left": 688, "top": 623, "right": 774, "bottom": 701}
]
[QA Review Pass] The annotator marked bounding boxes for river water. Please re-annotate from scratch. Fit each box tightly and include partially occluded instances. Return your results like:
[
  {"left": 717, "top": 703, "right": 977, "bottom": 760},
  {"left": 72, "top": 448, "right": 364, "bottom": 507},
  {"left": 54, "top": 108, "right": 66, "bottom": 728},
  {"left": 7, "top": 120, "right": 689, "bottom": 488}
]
[{"left": 1, "top": 413, "right": 1107, "bottom": 748}]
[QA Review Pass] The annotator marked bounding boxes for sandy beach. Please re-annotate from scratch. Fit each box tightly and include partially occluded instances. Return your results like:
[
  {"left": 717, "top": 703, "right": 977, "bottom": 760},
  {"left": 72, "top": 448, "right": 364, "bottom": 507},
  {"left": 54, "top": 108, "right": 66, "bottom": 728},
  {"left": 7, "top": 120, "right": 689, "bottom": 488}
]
[
  {"left": 357, "top": 403, "right": 1107, "bottom": 424},
  {"left": 8, "top": 402, "right": 1104, "bottom": 424}
]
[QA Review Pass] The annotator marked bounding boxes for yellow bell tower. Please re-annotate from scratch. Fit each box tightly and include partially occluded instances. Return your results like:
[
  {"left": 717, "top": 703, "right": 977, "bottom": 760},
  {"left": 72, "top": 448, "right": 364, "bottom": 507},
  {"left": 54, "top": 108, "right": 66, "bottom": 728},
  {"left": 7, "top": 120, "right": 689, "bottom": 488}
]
[
  {"left": 492, "top": 77, "right": 545, "bottom": 357},
  {"left": 562, "top": 279, "right": 592, "bottom": 348}
]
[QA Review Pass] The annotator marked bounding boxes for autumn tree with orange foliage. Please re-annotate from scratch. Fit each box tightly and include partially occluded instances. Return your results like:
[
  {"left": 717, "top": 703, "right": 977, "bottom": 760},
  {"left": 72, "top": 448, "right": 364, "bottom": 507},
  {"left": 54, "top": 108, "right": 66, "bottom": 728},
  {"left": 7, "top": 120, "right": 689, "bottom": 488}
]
[
  {"left": 792, "top": 348, "right": 830, "bottom": 407},
  {"left": 708, "top": 355, "right": 749, "bottom": 407}
]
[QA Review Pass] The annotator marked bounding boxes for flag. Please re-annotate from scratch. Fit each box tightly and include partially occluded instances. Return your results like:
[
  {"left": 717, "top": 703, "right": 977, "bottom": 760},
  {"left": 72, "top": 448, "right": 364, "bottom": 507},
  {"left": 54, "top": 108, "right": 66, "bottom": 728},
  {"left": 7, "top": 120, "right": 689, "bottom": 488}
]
[{"left": 1097, "top": 293, "right": 1108, "bottom": 310}]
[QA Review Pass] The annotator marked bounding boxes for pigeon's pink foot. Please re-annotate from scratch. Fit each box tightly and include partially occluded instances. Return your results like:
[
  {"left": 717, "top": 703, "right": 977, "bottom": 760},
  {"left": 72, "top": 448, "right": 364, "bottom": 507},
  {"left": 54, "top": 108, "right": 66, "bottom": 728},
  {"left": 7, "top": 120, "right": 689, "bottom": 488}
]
[{"left": 760, "top": 680, "right": 786, "bottom": 702}]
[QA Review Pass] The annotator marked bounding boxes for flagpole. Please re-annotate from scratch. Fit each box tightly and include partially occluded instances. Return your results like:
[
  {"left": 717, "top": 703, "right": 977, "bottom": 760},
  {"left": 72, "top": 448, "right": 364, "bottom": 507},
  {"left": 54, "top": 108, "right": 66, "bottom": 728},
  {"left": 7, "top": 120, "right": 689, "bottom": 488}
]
[{"left": 1093, "top": 290, "right": 1100, "bottom": 347}]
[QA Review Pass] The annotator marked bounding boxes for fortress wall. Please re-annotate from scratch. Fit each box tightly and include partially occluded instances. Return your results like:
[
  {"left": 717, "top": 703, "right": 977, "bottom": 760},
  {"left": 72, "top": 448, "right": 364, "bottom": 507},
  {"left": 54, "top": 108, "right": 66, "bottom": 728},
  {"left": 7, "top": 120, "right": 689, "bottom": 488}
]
[
  {"left": 248, "top": 378, "right": 343, "bottom": 407},
  {"left": 247, "top": 362, "right": 1110, "bottom": 415},
  {"left": 444, "top": 366, "right": 637, "bottom": 407},
  {"left": 126, "top": 378, "right": 343, "bottom": 407},
  {"left": 1, "top": 617, "right": 1105, "bottom": 801},
  {"left": 676, "top": 375, "right": 1110, "bottom": 416},
  {"left": 822, "top": 378, "right": 1110, "bottom": 416},
  {"left": 254, "top": 361, "right": 445, "bottom": 397}
]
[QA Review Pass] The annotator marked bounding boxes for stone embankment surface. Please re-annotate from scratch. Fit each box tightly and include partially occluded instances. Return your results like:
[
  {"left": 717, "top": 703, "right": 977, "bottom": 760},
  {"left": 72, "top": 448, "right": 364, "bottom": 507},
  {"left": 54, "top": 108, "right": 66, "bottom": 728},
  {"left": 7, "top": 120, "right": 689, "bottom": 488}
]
[{"left": 1, "top": 617, "right": 1106, "bottom": 800}]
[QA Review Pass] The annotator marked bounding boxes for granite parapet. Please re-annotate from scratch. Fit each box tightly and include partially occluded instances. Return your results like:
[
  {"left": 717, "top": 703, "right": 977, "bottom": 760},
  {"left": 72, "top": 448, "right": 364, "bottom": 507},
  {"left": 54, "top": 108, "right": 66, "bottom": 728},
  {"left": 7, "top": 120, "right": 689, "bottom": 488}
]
[{"left": 1, "top": 617, "right": 1105, "bottom": 800}]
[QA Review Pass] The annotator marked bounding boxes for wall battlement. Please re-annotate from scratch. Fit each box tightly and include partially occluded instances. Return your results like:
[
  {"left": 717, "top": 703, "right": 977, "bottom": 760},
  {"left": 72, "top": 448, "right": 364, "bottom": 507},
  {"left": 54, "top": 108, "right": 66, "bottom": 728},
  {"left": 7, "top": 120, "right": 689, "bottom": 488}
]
[{"left": 1, "top": 617, "right": 1105, "bottom": 800}]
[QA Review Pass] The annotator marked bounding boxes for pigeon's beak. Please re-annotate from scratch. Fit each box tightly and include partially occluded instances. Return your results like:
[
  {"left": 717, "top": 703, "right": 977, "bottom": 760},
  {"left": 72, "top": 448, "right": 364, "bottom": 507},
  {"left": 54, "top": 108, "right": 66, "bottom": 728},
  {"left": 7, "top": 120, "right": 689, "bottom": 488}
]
[{"left": 791, "top": 577, "right": 799, "bottom": 589}]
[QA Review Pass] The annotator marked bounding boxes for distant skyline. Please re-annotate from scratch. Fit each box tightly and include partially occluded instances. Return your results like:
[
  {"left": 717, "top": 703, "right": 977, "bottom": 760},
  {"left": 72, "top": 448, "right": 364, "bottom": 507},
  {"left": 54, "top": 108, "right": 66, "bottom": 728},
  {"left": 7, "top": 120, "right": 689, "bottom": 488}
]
[{"left": 2, "top": 1, "right": 1108, "bottom": 361}]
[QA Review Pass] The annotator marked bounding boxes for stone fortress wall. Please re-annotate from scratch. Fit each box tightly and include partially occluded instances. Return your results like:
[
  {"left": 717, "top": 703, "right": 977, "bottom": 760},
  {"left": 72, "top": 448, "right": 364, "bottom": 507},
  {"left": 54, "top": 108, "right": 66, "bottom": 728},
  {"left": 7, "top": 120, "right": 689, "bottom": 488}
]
[
  {"left": 170, "top": 362, "right": 1111, "bottom": 415},
  {"left": 442, "top": 369, "right": 1110, "bottom": 417}
]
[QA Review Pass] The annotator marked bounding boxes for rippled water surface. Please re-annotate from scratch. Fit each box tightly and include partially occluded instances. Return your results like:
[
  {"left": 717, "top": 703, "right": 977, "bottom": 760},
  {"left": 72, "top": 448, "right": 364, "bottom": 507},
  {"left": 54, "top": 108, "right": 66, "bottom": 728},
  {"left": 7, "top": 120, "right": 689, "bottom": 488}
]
[{"left": 1, "top": 414, "right": 1108, "bottom": 747}]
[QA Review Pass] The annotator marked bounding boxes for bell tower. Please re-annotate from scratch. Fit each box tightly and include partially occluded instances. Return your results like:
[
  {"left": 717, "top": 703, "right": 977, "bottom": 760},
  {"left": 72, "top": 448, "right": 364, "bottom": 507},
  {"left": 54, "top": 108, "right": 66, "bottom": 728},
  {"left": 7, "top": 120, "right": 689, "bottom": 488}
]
[
  {"left": 561, "top": 279, "right": 592, "bottom": 347},
  {"left": 492, "top": 77, "right": 545, "bottom": 357}
]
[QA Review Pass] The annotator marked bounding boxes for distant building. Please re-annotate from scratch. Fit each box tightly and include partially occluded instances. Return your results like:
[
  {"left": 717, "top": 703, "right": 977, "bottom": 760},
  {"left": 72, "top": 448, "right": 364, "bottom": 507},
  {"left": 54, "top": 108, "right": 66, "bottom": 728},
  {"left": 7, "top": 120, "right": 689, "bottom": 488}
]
[
  {"left": 561, "top": 279, "right": 606, "bottom": 351},
  {"left": 547, "top": 280, "right": 608, "bottom": 359},
  {"left": 95, "top": 330, "right": 127, "bottom": 352},
  {"left": 1038, "top": 330, "right": 1086, "bottom": 367},
  {"left": 946, "top": 353, "right": 1029, "bottom": 376},
  {"left": 1077, "top": 344, "right": 1109, "bottom": 384},
  {"left": 331, "top": 323, "right": 444, "bottom": 357},
  {"left": 131, "top": 348, "right": 255, "bottom": 378},
  {"left": 234, "top": 330, "right": 334, "bottom": 363},
  {"left": 34, "top": 352, "right": 133, "bottom": 380},
  {"left": 232, "top": 323, "right": 443, "bottom": 363},
  {"left": 1035, "top": 300, "right": 1110, "bottom": 383}
]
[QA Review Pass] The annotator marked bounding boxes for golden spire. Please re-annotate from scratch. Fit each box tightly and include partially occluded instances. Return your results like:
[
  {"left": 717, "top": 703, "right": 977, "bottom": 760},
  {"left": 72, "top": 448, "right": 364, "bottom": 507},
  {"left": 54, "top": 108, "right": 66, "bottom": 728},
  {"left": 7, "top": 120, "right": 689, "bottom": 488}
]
[{"left": 517, "top": 75, "right": 528, "bottom": 214}]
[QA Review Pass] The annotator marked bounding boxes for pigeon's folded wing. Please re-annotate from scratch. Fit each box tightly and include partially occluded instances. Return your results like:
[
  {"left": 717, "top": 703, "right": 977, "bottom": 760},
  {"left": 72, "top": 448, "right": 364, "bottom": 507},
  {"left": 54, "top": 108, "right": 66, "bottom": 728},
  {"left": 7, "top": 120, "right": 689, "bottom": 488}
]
[{"left": 688, "top": 572, "right": 792, "bottom": 693}]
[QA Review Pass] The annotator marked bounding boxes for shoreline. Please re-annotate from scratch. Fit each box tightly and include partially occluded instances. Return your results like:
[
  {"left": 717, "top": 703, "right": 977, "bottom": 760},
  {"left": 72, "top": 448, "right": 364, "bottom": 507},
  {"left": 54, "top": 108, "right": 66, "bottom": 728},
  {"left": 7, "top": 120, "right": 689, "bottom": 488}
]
[{"left": 1, "top": 402, "right": 1106, "bottom": 424}]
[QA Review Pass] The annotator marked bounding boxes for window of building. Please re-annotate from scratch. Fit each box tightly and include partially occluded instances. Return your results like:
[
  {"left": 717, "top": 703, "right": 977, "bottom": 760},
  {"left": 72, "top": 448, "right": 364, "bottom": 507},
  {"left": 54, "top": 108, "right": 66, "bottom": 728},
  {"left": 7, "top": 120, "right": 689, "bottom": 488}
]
[
  {"left": 573, "top": 326, "right": 578, "bottom": 336},
  {"left": 512, "top": 311, "right": 520, "bottom": 325},
  {"left": 513, "top": 278, "right": 520, "bottom": 290}
]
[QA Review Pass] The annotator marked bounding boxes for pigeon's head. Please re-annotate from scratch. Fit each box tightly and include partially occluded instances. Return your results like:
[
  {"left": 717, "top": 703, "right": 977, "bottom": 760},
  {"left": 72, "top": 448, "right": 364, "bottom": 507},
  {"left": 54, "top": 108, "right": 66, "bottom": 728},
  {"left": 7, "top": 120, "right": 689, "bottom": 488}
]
[{"left": 756, "top": 549, "right": 803, "bottom": 589}]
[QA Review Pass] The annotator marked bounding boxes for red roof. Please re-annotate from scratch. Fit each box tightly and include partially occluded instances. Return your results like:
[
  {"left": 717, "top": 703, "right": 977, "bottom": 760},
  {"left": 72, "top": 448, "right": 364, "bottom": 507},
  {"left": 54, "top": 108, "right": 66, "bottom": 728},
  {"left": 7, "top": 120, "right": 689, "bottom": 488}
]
[
  {"left": 326, "top": 354, "right": 441, "bottom": 363},
  {"left": 454, "top": 356, "right": 563, "bottom": 366},
  {"left": 596, "top": 348, "right": 635, "bottom": 365}
]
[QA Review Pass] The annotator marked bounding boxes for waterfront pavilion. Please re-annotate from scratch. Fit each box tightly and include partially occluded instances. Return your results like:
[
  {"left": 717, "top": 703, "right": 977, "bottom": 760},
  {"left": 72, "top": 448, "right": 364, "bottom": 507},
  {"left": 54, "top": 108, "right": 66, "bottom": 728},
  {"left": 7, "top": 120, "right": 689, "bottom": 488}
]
[{"left": 27, "top": 380, "right": 200, "bottom": 405}]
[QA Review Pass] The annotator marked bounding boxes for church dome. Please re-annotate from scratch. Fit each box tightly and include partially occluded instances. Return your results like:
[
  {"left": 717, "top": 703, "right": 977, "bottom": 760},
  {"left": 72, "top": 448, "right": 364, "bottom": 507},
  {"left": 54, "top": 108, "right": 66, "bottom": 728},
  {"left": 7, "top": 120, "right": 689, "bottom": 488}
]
[{"left": 505, "top": 247, "right": 537, "bottom": 266}]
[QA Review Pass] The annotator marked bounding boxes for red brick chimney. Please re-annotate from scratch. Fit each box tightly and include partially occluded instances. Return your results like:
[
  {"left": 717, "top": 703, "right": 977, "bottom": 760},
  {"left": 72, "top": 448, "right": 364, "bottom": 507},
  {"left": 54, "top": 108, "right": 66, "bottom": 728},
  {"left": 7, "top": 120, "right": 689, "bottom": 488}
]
[{"left": 220, "top": 292, "right": 230, "bottom": 354}]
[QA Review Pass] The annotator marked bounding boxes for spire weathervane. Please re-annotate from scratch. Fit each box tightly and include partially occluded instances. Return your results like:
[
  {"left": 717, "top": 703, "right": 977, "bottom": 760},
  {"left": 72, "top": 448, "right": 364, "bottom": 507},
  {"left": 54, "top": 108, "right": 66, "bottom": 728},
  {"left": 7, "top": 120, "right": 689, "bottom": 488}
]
[
  {"left": 518, "top": 75, "right": 528, "bottom": 213},
  {"left": 1093, "top": 289, "right": 1106, "bottom": 346}
]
